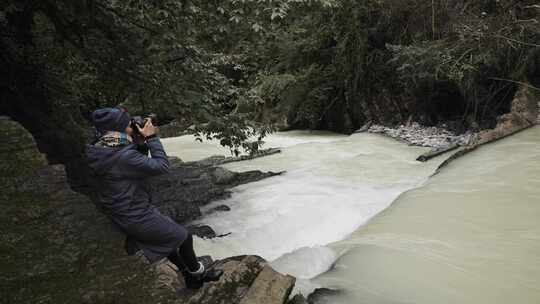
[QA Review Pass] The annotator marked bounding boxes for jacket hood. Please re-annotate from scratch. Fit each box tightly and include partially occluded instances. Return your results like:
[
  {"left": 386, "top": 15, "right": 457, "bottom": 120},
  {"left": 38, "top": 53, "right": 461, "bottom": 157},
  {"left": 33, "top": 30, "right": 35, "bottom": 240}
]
[{"left": 85, "top": 144, "right": 132, "bottom": 175}]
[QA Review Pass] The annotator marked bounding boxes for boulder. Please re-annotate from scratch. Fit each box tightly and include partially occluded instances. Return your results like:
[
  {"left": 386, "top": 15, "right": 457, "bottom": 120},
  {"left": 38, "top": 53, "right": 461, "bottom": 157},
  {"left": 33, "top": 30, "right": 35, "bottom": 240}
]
[
  {"left": 146, "top": 161, "right": 280, "bottom": 224},
  {"left": 183, "top": 256, "right": 267, "bottom": 304},
  {"left": 180, "top": 256, "right": 296, "bottom": 304},
  {"left": 1, "top": 117, "right": 178, "bottom": 304},
  {"left": 212, "top": 204, "right": 231, "bottom": 212},
  {"left": 239, "top": 266, "right": 296, "bottom": 304},
  {"left": 0, "top": 115, "right": 47, "bottom": 187}
]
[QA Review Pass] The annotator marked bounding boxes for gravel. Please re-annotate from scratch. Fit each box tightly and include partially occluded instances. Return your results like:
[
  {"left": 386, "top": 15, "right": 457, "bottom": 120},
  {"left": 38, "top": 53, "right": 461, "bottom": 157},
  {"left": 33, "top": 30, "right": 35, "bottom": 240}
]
[{"left": 366, "top": 122, "right": 474, "bottom": 149}]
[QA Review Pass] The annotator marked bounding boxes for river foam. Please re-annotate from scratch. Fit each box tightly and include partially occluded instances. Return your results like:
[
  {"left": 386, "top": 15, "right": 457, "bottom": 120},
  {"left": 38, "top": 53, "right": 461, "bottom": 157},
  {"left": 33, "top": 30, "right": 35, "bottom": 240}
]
[{"left": 163, "top": 131, "right": 444, "bottom": 287}]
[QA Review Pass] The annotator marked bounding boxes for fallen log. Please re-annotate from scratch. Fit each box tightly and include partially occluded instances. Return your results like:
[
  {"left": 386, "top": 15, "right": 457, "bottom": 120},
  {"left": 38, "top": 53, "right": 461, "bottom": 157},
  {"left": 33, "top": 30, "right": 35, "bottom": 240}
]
[
  {"left": 436, "top": 81, "right": 538, "bottom": 171},
  {"left": 416, "top": 142, "right": 460, "bottom": 162}
]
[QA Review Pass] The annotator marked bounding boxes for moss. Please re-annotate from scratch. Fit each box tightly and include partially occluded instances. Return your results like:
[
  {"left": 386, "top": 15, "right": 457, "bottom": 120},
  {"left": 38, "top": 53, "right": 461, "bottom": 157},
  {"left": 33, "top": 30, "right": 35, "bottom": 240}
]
[{"left": 0, "top": 184, "right": 177, "bottom": 304}]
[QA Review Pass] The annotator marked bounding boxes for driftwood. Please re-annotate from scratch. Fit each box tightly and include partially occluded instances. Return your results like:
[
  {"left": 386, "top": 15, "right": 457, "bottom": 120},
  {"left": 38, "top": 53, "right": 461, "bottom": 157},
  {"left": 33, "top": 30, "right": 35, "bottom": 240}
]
[
  {"left": 416, "top": 142, "right": 460, "bottom": 162},
  {"left": 436, "top": 124, "right": 533, "bottom": 171}
]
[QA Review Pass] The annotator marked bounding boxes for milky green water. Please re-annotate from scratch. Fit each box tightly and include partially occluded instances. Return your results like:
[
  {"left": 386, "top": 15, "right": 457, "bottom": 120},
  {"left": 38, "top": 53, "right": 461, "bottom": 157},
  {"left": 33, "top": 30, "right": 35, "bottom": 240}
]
[
  {"left": 163, "top": 127, "right": 540, "bottom": 303},
  {"left": 317, "top": 126, "right": 540, "bottom": 303}
]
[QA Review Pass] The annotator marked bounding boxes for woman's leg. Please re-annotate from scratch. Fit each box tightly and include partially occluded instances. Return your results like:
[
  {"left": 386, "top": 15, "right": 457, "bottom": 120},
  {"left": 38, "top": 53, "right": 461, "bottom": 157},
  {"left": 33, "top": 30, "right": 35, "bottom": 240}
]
[
  {"left": 168, "top": 233, "right": 224, "bottom": 289},
  {"left": 168, "top": 233, "right": 200, "bottom": 272}
]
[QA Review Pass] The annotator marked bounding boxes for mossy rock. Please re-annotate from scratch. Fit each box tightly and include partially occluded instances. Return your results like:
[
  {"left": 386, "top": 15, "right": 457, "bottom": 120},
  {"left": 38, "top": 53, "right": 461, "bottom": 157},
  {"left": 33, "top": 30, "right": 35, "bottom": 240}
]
[{"left": 0, "top": 116, "right": 47, "bottom": 184}]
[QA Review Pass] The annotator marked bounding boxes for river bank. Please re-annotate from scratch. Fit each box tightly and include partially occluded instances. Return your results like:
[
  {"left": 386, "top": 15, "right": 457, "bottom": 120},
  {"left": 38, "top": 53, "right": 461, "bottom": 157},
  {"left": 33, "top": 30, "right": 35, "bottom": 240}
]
[
  {"left": 3, "top": 80, "right": 537, "bottom": 303},
  {"left": 0, "top": 116, "right": 298, "bottom": 304},
  {"left": 363, "top": 122, "right": 474, "bottom": 148}
]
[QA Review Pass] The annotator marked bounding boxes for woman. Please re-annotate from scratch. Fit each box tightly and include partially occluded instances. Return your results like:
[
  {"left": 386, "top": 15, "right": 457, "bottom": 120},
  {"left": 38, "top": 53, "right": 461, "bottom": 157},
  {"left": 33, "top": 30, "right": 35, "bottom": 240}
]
[{"left": 85, "top": 107, "right": 222, "bottom": 289}]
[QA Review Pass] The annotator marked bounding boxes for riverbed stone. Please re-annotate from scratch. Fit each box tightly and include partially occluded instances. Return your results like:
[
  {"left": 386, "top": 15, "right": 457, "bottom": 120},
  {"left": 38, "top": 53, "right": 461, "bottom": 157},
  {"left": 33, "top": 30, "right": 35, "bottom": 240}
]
[
  {"left": 307, "top": 288, "right": 342, "bottom": 304},
  {"left": 288, "top": 294, "right": 308, "bottom": 304},
  {"left": 238, "top": 265, "right": 296, "bottom": 304},
  {"left": 187, "top": 224, "right": 217, "bottom": 239},
  {"left": 184, "top": 255, "right": 268, "bottom": 304},
  {"left": 212, "top": 204, "right": 232, "bottom": 212}
]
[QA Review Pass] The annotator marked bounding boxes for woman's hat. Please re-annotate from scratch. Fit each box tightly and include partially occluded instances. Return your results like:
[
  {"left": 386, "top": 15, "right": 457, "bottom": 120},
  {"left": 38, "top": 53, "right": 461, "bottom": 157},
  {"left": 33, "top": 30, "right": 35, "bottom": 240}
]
[{"left": 91, "top": 107, "right": 131, "bottom": 132}]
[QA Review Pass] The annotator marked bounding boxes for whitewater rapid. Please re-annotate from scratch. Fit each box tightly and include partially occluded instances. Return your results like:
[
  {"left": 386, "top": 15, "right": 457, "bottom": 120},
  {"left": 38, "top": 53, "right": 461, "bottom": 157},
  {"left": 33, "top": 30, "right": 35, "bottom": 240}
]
[
  {"left": 164, "top": 128, "right": 540, "bottom": 303},
  {"left": 162, "top": 131, "right": 445, "bottom": 293}
]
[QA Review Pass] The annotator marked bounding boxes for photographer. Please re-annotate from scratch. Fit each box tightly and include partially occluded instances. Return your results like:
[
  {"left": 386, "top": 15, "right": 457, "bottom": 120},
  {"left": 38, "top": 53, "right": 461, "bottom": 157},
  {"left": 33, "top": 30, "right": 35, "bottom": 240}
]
[{"left": 85, "top": 107, "right": 222, "bottom": 289}]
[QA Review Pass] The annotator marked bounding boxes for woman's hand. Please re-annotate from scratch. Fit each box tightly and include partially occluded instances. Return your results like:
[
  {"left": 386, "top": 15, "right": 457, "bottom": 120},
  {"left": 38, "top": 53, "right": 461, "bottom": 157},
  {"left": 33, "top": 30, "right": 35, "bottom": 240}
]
[{"left": 137, "top": 119, "right": 157, "bottom": 138}]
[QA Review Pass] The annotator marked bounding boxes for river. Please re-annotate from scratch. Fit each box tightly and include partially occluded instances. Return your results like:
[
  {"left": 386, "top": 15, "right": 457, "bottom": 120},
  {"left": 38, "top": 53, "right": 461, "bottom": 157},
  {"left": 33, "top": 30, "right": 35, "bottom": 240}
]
[{"left": 162, "top": 127, "right": 540, "bottom": 303}]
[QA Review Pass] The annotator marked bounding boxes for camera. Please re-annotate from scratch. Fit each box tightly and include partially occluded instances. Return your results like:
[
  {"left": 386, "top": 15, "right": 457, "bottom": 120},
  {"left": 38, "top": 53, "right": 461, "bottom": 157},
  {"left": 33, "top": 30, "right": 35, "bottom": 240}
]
[{"left": 130, "top": 113, "right": 157, "bottom": 135}]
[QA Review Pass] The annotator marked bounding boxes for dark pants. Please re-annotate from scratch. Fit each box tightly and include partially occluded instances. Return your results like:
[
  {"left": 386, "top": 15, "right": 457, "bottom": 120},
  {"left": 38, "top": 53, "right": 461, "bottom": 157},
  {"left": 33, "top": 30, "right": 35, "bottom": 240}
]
[
  {"left": 167, "top": 233, "right": 199, "bottom": 272},
  {"left": 125, "top": 232, "right": 199, "bottom": 271}
]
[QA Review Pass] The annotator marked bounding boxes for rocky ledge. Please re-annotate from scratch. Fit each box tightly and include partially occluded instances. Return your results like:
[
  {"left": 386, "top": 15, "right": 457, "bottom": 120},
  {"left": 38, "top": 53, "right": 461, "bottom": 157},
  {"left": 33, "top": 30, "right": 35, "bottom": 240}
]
[
  {"left": 1, "top": 116, "right": 296, "bottom": 304},
  {"left": 357, "top": 81, "right": 539, "bottom": 165}
]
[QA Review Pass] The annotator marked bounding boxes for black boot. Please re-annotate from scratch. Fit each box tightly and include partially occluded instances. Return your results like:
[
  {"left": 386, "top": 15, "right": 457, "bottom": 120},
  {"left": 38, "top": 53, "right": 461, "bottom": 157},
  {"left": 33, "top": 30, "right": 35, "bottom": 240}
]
[{"left": 181, "top": 262, "right": 224, "bottom": 289}]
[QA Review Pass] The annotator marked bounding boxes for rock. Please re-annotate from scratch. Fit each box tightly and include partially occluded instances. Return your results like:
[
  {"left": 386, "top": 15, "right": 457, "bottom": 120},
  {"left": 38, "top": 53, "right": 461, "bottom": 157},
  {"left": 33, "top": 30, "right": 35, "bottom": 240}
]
[
  {"left": 0, "top": 116, "right": 47, "bottom": 187},
  {"left": 144, "top": 158, "right": 281, "bottom": 224},
  {"left": 179, "top": 255, "right": 296, "bottom": 304},
  {"left": 1, "top": 117, "right": 179, "bottom": 304},
  {"left": 238, "top": 265, "right": 296, "bottom": 304},
  {"left": 307, "top": 288, "right": 342, "bottom": 304},
  {"left": 288, "top": 294, "right": 308, "bottom": 304},
  {"left": 188, "top": 225, "right": 217, "bottom": 239},
  {"left": 213, "top": 204, "right": 231, "bottom": 212},
  {"left": 151, "top": 257, "right": 184, "bottom": 292},
  {"left": 183, "top": 255, "right": 267, "bottom": 304},
  {"left": 211, "top": 167, "right": 237, "bottom": 184}
]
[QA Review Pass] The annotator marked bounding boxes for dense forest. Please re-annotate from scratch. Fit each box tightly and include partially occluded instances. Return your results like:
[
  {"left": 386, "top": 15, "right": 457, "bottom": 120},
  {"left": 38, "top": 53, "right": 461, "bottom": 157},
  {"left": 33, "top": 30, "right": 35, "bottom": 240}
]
[
  {"left": 2, "top": 2, "right": 540, "bottom": 303},
  {"left": 2, "top": 0, "right": 539, "bottom": 175}
]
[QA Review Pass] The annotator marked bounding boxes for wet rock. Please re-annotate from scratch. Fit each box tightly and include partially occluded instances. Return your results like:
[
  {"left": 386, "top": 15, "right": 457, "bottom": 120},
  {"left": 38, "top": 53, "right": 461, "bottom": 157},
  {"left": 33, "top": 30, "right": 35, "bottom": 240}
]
[
  {"left": 178, "top": 255, "right": 296, "bottom": 304},
  {"left": 288, "top": 294, "right": 308, "bottom": 304},
  {"left": 239, "top": 265, "right": 296, "bottom": 304},
  {"left": 213, "top": 204, "right": 231, "bottom": 212},
  {"left": 211, "top": 167, "right": 237, "bottom": 184},
  {"left": 145, "top": 157, "right": 281, "bottom": 223},
  {"left": 187, "top": 225, "right": 217, "bottom": 239},
  {"left": 307, "top": 288, "right": 342, "bottom": 304},
  {"left": 183, "top": 255, "right": 267, "bottom": 304}
]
